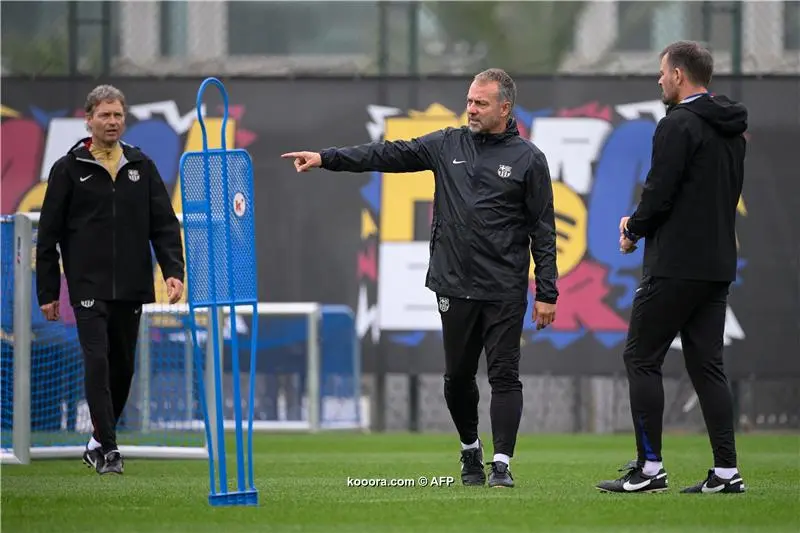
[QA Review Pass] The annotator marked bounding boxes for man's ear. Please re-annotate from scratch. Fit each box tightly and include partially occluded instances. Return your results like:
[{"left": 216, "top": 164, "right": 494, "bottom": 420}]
[{"left": 674, "top": 67, "right": 684, "bottom": 86}]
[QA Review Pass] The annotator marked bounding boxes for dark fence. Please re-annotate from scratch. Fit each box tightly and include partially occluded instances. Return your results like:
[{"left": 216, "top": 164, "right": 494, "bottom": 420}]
[{"left": 2, "top": 76, "right": 799, "bottom": 431}]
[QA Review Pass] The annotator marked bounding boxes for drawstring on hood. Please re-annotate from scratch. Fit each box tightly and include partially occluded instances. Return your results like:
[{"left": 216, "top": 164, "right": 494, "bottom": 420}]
[{"left": 677, "top": 93, "right": 748, "bottom": 137}]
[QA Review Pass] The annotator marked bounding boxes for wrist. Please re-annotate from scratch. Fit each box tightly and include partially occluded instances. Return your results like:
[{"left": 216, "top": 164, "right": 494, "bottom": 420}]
[
  {"left": 623, "top": 220, "right": 640, "bottom": 243},
  {"left": 319, "top": 149, "right": 332, "bottom": 169}
]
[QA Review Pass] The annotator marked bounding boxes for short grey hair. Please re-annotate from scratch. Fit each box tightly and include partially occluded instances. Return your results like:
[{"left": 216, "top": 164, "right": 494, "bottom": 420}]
[
  {"left": 474, "top": 68, "right": 516, "bottom": 109},
  {"left": 85, "top": 84, "right": 126, "bottom": 115}
]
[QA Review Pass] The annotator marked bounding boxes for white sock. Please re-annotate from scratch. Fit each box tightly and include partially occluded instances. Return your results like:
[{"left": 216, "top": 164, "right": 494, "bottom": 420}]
[
  {"left": 493, "top": 453, "right": 510, "bottom": 466},
  {"left": 460, "top": 439, "right": 480, "bottom": 450},
  {"left": 643, "top": 460, "right": 663, "bottom": 476},
  {"left": 87, "top": 437, "right": 101, "bottom": 451},
  {"left": 714, "top": 467, "right": 738, "bottom": 479}
]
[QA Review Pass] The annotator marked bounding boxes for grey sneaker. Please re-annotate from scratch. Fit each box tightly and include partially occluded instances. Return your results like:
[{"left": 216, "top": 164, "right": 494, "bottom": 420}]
[
  {"left": 488, "top": 461, "right": 514, "bottom": 488},
  {"left": 98, "top": 450, "right": 124, "bottom": 475}
]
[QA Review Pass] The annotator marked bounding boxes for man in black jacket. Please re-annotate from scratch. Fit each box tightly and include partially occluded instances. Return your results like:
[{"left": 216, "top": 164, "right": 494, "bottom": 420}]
[
  {"left": 36, "top": 85, "right": 185, "bottom": 475},
  {"left": 283, "top": 68, "right": 558, "bottom": 488},
  {"left": 596, "top": 41, "right": 747, "bottom": 495}
]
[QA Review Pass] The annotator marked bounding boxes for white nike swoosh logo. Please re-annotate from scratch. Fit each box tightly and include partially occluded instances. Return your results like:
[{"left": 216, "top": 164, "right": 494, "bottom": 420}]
[
  {"left": 452, "top": 159, "right": 466, "bottom": 164},
  {"left": 622, "top": 479, "right": 651, "bottom": 491},
  {"left": 80, "top": 175, "right": 92, "bottom": 182},
  {"left": 700, "top": 483, "right": 725, "bottom": 494}
]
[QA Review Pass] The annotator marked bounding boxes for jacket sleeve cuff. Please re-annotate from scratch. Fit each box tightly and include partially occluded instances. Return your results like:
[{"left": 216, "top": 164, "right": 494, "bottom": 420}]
[
  {"left": 37, "top": 291, "right": 58, "bottom": 307},
  {"left": 535, "top": 294, "right": 558, "bottom": 304},
  {"left": 625, "top": 218, "right": 644, "bottom": 240},
  {"left": 319, "top": 148, "right": 336, "bottom": 169},
  {"left": 162, "top": 268, "right": 184, "bottom": 282}
]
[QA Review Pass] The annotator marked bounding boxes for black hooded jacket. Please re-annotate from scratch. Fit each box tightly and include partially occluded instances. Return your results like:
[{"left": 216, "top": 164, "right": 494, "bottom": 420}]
[
  {"left": 320, "top": 118, "right": 558, "bottom": 304},
  {"left": 36, "top": 138, "right": 184, "bottom": 307},
  {"left": 627, "top": 93, "right": 748, "bottom": 282}
]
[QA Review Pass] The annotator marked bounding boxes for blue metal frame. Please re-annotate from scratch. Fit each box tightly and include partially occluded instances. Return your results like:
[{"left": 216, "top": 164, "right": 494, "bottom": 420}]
[{"left": 179, "top": 77, "right": 258, "bottom": 507}]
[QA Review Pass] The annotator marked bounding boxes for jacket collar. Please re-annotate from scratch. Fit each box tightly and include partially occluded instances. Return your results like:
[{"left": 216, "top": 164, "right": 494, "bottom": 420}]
[
  {"left": 470, "top": 117, "right": 520, "bottom": 144},
  {"left": 68, "top": 137, "right": 145, "bottom": 162}
]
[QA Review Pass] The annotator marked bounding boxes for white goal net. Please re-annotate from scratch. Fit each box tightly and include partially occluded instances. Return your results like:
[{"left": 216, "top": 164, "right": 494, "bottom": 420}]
[{"left": 1, "top": 213, "right": 363, "bottom": 465}]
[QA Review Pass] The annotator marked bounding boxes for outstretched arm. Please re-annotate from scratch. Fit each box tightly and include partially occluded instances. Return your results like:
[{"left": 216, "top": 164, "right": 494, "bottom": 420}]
[{"left": 282, "top": 129, "right": 446, "bottom": 174}]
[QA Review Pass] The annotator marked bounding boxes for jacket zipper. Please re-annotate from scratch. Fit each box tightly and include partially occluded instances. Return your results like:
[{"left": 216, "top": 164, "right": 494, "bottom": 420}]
[
  {"left": 112, "top": 179, "right": 116, "bottom": 300},
  {"left": 110, "top": 163, "right": 128, "bottom": 301},
  {"left": 464, "top": 136, "right": 486, "bottom": 299},
  {"left": 77, "top": 156, "right": 128, "bottom": 300}
]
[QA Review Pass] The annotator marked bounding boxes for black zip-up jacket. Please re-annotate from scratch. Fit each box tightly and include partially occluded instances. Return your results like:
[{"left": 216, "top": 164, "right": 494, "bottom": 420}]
[
  {"left": 36, "top": 138, "right": 184, "bottom": 307},
  {"left": 627, "top": 93, "right": 748, "bottom": 282},
  {"left": 321, "top": 118, "right": 558, "bottom": 304}
]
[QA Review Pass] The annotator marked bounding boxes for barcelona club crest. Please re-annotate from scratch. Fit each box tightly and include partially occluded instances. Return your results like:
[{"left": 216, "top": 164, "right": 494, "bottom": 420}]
[{"left": 497, "top": 165, "right": 512, "bottom": 178}]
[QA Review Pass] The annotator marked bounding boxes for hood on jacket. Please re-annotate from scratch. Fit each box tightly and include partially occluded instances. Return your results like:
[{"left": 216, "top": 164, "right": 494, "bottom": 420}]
[{"left": 679, "top": 93, "right": 748, "bottom": 137}]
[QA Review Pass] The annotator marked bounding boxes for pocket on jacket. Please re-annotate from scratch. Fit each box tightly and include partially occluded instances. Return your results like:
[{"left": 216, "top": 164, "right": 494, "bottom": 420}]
[
  {"left": 429, "top": 222, "right": 464, "bottom": 281},
  {"left": 634, "top": 275, "right": 655, "bottom": 298}
]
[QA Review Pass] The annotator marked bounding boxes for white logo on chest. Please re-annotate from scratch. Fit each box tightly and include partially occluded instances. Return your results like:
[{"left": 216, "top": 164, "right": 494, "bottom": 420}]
[
  {"left": 497, "top": 165, "right": 512, "bottom": 178},
  {"left": 128, "top": 169, "right": 140, "bottom": 182}
]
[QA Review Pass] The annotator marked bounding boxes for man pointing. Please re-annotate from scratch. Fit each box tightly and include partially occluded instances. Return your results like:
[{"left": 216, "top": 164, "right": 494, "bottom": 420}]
[{"left": 283, "top": 68, "right": 558, "bottom": 488}]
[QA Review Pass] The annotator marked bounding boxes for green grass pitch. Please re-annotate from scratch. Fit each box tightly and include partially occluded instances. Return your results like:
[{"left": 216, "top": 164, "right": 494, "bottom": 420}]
[{"left": 2, "top": 432, "right": 798, "bottom": 532}]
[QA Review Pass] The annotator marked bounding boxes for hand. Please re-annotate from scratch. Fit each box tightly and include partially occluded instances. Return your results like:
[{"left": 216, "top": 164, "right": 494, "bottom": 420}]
[
  {"left": 619, "top": 235, "right": 637, "bottom": 254},
  {"left": 40, "top": 301, "right": 60, "bottom": 321},
  {"left": 281, "top": 151, "right": 322, "bottom": 172},
  {"left": 619, "top": 216, "right": 637, "bottom": 254},
  {"left": 532, "top": 301, "right": 556, "bottom": 330},
  {"left": 165, "top": 277, "right": 184, "bottom": 304}
]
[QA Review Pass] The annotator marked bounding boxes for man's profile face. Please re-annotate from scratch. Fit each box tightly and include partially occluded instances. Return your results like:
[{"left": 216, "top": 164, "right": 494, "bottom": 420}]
[
  {"left": 466, "top": 80, "right": 509, "bottom": 134},
  {"left": 658, "top": 53, "right": 680, "bottom": 105},
  {"left": 86, "top": 99, "right": 125, "bottom": 145}
]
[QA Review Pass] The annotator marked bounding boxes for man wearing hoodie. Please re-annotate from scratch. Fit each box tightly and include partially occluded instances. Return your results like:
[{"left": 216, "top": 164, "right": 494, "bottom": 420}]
[
  {"left": 36, "top": 85, "right": 185, "bottom": 475},
  {"left": 596, "top": 41, "right": 748, "bottom": 494},
  {"left": 282, "top": 68, "right": 558, "bottom": 488}
]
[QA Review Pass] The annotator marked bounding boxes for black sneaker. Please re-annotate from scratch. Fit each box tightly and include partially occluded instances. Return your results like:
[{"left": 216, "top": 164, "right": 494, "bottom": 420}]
[
  {"left": 596, "top": 462, "right": 668, "bottom": 493},
  {"left": 460, "top": 441, "right": 486, "bottom": 486},
  {"left": 82, "top": 447, "right": 104, "bottom": 471},
  {"left": 487, "top": 461, "right": 514, "bottom": 488},
  {"left": 98, "top": 450, "right": 124, "bottom": 475},
  {"left": 681, "top": 469, "right": 746, "bottom": 494}
]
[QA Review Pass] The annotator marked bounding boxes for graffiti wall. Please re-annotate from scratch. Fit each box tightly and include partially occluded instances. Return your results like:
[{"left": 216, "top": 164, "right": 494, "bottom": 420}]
[{"left": 2, "top": 76, "right": 798, "bottom": 379}]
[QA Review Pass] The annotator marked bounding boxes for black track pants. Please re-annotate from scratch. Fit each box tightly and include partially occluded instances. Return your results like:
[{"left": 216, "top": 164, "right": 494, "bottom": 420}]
[
  {"left": 437, "top": 294, "right": 526, "bottom": 457},
  {"left": 623, "top": 276, "right": 737, "bottom": 468},
  {"left": 74, "top": 300, "right": 141, "bottom": 453}
]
